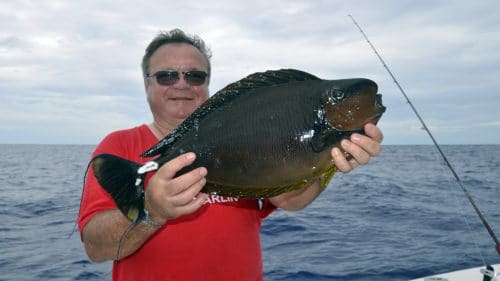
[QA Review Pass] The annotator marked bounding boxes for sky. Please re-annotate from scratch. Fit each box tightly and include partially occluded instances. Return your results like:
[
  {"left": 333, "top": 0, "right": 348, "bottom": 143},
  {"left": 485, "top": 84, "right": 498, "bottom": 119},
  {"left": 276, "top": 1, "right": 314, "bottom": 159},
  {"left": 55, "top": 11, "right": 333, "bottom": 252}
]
[{"left": 0, "top": 0, "right": 499, "bottom": 145}]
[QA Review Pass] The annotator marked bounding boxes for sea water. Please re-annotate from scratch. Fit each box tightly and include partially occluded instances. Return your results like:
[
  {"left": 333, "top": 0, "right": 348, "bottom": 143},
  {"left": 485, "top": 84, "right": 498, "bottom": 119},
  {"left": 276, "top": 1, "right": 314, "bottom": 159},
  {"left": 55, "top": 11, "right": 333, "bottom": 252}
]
[{"left": 0, "top": 144, "right": 499, "bottom": 280}]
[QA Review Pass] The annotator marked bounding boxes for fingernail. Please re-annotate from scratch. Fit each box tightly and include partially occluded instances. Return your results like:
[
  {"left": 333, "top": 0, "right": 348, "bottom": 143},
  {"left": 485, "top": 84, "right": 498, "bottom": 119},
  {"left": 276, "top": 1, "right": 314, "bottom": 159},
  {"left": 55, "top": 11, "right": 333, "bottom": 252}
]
[
  {"left": 341, "top": 139, "right": 351, "bottom": 148},
  {"left": 199, "top": 167, "right": 207, "bottom": 176},
  {"left": 201, "top": 193, "right": 209, "bottom": 204},
  {"left": 186, "top": 152, "right": 196, "bottom": 160},
  {"left": 351, "top": 134, "right": 361, "bottom": 143}
]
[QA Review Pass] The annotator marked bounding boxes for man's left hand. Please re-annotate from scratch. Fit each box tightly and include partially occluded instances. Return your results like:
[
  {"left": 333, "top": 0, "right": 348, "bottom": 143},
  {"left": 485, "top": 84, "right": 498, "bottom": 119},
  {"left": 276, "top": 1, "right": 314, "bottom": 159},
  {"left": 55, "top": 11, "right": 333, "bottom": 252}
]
[{"left": 331, "top": 123, "right": 383, "bottom": 173}]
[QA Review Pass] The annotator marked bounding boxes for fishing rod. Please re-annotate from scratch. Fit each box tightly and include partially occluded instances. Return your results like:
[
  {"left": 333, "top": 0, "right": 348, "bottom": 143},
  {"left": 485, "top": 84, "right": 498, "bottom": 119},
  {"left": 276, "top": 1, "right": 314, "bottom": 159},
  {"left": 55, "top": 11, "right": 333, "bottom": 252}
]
[{"left": 348, "top": 14, "right": 500, "bottom": 256}]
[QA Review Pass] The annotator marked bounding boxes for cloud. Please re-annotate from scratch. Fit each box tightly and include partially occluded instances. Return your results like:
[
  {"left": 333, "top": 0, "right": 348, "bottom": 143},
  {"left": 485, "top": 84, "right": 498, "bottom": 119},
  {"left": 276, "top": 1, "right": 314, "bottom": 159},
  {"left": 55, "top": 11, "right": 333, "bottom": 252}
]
[
  {"left": 0, "top": 0, "right": 499, "bottom": 144},
  {"left": 0, "top": 91, "right": 149, "bottom": 144}
]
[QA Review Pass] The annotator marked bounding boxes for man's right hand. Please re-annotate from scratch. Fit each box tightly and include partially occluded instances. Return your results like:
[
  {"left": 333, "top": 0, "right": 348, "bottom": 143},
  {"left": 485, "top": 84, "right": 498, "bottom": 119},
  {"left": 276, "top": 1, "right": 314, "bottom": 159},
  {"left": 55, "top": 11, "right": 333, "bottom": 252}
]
[{"left": 144, "top": 152, "right": 208, "bottom": 225}]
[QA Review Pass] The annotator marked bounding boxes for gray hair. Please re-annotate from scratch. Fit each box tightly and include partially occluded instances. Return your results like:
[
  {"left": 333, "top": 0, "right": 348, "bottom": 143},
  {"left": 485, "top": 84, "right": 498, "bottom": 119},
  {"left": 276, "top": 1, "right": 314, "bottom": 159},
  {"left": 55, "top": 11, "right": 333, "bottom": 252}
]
[{"left": 141, "top": 28, "right": 212, "bottom": 79}]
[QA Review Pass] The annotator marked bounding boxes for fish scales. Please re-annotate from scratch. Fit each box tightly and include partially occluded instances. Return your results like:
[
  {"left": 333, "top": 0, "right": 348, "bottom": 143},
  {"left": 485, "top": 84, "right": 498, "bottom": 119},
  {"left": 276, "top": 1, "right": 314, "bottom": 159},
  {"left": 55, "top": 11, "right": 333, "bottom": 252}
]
[
  {"left": 153, "top": 79, "right": 351, "bottom": 197},
  {"left": 91, "top": 69, "right": 385, "bottom": 220}
]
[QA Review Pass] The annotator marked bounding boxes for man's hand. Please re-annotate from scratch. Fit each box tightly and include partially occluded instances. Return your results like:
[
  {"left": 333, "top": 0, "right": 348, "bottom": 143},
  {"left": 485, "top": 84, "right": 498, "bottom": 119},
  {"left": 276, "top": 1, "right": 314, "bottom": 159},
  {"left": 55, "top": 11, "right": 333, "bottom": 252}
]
[
  {"left": 331, "top": 123, "right": 383, "bottom": 173},
  {"left": 145, "top": 152, "right": 208, "bottom": 225}
]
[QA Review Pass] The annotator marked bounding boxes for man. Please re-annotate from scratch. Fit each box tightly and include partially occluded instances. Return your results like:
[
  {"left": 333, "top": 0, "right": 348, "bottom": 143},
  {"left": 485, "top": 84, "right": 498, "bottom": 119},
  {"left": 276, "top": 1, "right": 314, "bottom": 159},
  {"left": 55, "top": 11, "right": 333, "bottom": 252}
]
[{"left": 78, "top": 29, "right": 383, "bottom": 281}]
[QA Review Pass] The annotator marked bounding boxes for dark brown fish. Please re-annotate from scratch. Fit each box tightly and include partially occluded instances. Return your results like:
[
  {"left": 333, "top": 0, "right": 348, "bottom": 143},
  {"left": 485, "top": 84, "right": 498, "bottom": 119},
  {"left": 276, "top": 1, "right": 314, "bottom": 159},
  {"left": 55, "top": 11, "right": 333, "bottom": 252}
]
[{"left": 91, "top": 69, "right": 385, "bottom": 221}]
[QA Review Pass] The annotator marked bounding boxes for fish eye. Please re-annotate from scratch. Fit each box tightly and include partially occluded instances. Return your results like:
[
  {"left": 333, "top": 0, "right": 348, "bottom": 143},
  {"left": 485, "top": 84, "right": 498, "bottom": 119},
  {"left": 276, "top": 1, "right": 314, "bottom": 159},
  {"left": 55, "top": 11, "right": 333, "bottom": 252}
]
[{"left": 326, "top": 88, "right": 345, "bottom": 104}]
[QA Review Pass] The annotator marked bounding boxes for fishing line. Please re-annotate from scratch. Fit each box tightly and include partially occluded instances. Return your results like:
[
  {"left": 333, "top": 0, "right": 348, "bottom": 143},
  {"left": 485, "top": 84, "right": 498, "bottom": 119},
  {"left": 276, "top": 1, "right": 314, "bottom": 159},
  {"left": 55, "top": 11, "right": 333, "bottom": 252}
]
[
  {"left": 115, "top": 221, "right": 139, "bottom": 261},
  {"left": 441, "top": 155, "right": 488, "bottom": 265},
  {"left": 75, "top": 157, "right": 139, "bottom": 260},
  {"left": 68, "top": 159, "right": 95, "bottom": 239},
  {"left": 348, "top": 14, "right": 500, "bottom": 256}
]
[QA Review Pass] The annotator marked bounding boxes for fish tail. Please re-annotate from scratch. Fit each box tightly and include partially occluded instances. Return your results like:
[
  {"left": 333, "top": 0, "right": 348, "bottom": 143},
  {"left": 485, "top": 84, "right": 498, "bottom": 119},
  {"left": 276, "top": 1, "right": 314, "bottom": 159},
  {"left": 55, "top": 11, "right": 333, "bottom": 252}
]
[{"left": 91, "top": 154, "right": 145, "bottom": 222}]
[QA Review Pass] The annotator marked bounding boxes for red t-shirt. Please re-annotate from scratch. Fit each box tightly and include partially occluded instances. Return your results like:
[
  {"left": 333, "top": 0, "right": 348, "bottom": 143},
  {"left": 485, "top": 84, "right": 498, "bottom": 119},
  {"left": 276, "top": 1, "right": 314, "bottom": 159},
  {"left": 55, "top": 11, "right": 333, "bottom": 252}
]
[{"left": 78, "top": 125, "right": 276, "bottom": 281}]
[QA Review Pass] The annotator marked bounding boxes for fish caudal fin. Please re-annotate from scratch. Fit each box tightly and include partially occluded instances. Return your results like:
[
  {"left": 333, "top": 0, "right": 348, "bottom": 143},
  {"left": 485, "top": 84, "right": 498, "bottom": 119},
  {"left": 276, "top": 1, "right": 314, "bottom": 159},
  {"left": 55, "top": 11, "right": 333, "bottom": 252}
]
[{"left": 91, "top": 154, "right": 145, "bottom": 222}]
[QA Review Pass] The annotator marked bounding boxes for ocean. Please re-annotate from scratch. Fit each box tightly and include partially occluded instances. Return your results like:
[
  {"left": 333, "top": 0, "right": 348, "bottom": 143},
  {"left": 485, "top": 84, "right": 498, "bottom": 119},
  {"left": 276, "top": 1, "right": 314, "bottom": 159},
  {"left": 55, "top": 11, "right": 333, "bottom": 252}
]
[{"left": 0, "top": 144, "right": 499, "bottom": 280}]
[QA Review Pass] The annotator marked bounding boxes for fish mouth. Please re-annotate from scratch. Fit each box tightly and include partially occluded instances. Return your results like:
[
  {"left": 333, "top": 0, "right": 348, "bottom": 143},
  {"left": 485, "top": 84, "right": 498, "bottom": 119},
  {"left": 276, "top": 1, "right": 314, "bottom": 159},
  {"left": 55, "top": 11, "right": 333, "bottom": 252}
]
[{"left": 371, "top": 94, "right": 386, "bottom": 121}]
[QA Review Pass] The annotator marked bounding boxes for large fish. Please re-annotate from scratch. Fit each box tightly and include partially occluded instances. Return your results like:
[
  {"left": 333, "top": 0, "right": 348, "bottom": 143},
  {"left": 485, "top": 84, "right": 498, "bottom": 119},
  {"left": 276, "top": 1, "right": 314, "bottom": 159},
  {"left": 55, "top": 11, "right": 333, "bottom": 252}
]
[{"left": 92, "top": 69, "right": 385, "bottom": 221}]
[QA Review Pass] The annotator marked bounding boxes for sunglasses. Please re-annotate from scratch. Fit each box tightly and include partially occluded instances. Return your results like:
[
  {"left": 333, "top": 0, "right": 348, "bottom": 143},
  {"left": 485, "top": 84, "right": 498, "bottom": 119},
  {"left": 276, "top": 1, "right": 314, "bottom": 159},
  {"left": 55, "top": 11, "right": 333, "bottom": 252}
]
[{"left": 146, "top": 70, "right": 208, "bottom": 86}]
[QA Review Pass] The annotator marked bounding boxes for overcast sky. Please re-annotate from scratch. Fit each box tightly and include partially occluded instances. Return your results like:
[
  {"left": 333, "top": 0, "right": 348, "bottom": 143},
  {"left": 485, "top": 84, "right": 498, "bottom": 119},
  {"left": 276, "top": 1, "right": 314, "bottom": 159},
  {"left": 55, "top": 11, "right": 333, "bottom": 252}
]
[{"left": 1, "top": 0, "right": 499, "bottom": 145}]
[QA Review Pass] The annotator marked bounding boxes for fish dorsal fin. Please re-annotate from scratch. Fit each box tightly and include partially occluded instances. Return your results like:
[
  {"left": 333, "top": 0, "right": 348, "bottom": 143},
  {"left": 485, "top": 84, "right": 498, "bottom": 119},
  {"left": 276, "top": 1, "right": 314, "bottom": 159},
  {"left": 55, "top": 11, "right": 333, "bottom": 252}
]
[
  {"left": 221, "top": 68, "right": 320, "bottom": 94},
  {"left": 141, "top": 69, "right": 320, "bottom": 157}
]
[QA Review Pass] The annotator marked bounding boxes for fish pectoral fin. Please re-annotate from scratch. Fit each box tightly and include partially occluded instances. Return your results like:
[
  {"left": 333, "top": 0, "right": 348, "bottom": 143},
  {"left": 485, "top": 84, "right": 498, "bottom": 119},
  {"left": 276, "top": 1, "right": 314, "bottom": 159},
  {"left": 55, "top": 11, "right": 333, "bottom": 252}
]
[
  {"left": 311, "top": 123, "right": 364, "bottom": 153},
  {"left": 310, "top": 123, "right": 339, "bottom": 153},
  {"left": 311, "top": 133, "right": 327, "bottom": 153}
]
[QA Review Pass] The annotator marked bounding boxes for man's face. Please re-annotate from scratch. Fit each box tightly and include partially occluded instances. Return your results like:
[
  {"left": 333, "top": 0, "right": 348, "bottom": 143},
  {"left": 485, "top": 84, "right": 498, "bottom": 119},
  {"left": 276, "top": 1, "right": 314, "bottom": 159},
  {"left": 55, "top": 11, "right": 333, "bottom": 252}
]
[{"left": 145, "top": 43, "right": 209, "bottom": 126}]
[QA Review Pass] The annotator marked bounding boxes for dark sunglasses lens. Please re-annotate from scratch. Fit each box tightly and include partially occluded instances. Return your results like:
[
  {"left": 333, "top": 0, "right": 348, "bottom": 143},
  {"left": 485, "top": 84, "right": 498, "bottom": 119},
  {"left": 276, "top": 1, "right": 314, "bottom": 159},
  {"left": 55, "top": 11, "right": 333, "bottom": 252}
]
[
  {"left": 184, "top": 71, "right": 207, "bottom": 85},
  {"left": 156, "top": 71, "right": 179, "bottom": 85}
]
